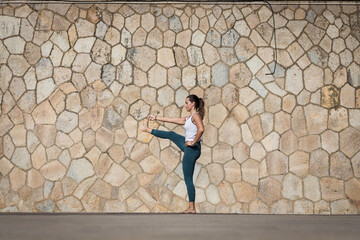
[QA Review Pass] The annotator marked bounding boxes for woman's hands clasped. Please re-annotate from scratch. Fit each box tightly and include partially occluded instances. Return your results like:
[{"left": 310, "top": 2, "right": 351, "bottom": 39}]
[
  {"left": 147, "top": 115, "right": 156, "bottom": 121},
  {"left": 185, "top": 141, "right": 195, "bottom": 147}
]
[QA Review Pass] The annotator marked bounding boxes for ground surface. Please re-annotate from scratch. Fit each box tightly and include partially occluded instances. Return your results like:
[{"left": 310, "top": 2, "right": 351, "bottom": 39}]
[{"left": 0, "top": 213, "right": 359, "bottom": 240}]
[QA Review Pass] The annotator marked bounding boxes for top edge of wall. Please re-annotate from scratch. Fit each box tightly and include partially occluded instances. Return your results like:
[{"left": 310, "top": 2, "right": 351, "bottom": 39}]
[{"left": 1, "top": 0, "right": 360, "bottom": 6}]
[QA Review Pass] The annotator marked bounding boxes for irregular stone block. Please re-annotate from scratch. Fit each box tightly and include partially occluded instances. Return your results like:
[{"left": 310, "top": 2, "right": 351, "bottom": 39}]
[
  {"left": 0, "top": 16, "right": 20, "bottom": 39},
  {"left": 321, "top": 85, "right": 339, "bottom": 108}
]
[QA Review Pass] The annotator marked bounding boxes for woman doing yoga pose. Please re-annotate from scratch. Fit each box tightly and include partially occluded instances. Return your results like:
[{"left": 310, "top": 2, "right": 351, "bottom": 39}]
[{"left": 141, "top": 95, "right": 205, "bottom": 214}]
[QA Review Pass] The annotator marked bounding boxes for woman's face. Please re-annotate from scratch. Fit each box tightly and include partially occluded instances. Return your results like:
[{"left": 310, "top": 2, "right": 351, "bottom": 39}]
[{"left": 184, "top": 98, "right": 195, "bottom": 112}]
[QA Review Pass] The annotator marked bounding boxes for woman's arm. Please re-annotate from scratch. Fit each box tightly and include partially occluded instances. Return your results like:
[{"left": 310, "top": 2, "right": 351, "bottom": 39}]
[
  {"left": 149, "top": 115, "right": 187, "bottom": 125},
  {"left": 185, "top": 113, "right": 204, "bottom": 146}
]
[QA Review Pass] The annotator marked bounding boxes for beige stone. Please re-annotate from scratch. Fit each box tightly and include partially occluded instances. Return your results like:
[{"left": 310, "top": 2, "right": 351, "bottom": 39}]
[
  {"left": 242, "top": 159, "right": 259, "bottom": 185},
  {"left": 224, "top": 160, "right": 241, "bottom": 183},
  {"left": 95, "top": 127, "right": 114, "bottom": 152},
  {"left": 294, "top": 199, "right": 314, "bottom": 214},
  {"left": 258, "top": 177, "right": 282, "bottom": 205},
  {"left": 40, "top": 161, "right": 66, "bottom": 181},
  {"left": 261, "top": 132, "right": 280, "bottom": 152},
  {"left": 328, "top": 107, "right": 348, "bottom": 131},
  {"left": 247, "top": 116, "right": 263, "bottom": 141},
  {"left": 231, "top": 104, "right": 249, "bottom": 125},
  {"left": 345, "top": 178, "right": 360, "bottom": 204},
  {"left": 27, "top": 169, "right": 45, "bottom": 189},
  {"left": 340, "top": 127, "right": 360, "bottom": 158},
  {"left": 130, "top": 142, "right": 151, "bottom": 163},
  {"left": 320, "top": 177, "right": 344, "bottom": 201},
  {"left": 274, "top": 111, "right": 291, "bottom": 134},
  {"left": 292, "top": 106, "right": 307, "bottom": 137},
  {"left": 235, "top": 38, "right": 256, "bottom": 62},
  {"left": 330, "top": 152, "right": 353, "bottom": 180},
  {"left": 206, "top": 163, "right": 224, "bottom": 185},
  {"left": 280, "top": 130, "right": 298, "bottom": 155},
  {"left": 340, "top": 84, "right": 355, "bottom": 108},
  {"left": 331, "top": 199, "right": 358, "bottom": 214},
  {"left": 304, "top": 175, "right": 321, "bottom": 202},
  {"left": 9, "top": 167, "right": 26, "bottom": 191},
  {"left": 304, "top": 104, "right": 328, "bottom": 134},
  {"left": 32, "top": 101, "right": 57, "bottom": 125},
  {"left": 267, "top": 151, "right": 288, "bottom": 175},
  {"left": 103, "top": 163, "right": 130, "bottom": 187},
  {"left": 0, "top": 157, "right": 13, "bottom": 176},
  {"left": 90, "top": 178, "right": 112, "bottom": 199},
  {"left": 208, "top": 103, "right": 228, "bottom": 128},
  {"left": 321, "top": 130, "right": 339, "bottom": 154},
  {"left": 270, "top": 199, "right": 293, "bottom": 214},
  {"left": 299, "top": 135, "right": 321, "bottom": 152},
  {"left": 159, "top": 147, "right": 179, "bottom": 174},
  {"left": 212, "top": 143, "right": 232, "bottom": 164},
  {"left": 9, "top": 125, "right": 26, "bottom": 147},
  {"left": 202, "top": 42, "right": 220, "bottom": 67},
  {"left": 314, "top": 200, "right": 330, "bottom": 215},
  {"left": 233, "top": 181, "right": 256, "bottom": 202},
  {"left": 249, "top": 200, "right": 269, "bottom": 214},
  {"left": 219, "top": 117, "right": 241, "bottom": 146},
  {"left": 282, "top": 173, "right": 303, "bottom": 200},
  {"left": 250, "top": 143, "right": 266, "bottom": 161}
]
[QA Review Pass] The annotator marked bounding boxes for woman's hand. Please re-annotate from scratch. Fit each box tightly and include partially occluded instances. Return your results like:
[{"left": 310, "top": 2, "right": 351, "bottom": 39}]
[
  {"left": 185, "top": 141, "right": 195, "bottom": 147},
  {"left": 147, "top": 115, "right": 156, "bottom": 121}
]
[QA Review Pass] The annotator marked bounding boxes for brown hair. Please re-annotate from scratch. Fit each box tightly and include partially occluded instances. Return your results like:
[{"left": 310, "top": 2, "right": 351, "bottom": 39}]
[{"left": 187, "top": 95, "right": 205, "bottom": 120}]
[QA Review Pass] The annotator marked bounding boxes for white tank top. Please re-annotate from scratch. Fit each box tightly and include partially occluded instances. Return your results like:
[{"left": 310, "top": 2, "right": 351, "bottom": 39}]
[{"left": 184, "top": 112, "right": 202, "bottom": 142}]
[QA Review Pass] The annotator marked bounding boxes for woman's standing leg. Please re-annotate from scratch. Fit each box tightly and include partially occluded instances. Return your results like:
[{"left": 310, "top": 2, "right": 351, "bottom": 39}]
[{"left": 182, "top": 144, "right": 201, "bottom": 212}]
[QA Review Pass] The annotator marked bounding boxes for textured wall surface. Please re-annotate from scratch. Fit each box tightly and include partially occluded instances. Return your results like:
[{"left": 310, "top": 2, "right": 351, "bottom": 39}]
[{"left": 0, "top": 2, "right": 360, "bottom": 214}]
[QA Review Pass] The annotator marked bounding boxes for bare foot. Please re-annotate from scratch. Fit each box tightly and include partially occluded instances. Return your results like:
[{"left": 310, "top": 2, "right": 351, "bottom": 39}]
[
  {"left": 180, "top": 208, "right": 196, "bottom": 214},
  {"left": 141, "top": 117, "right": 151, "bottom": 133}
]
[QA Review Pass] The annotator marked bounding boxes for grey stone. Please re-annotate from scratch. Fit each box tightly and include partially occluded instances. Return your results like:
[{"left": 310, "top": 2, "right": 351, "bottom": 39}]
[
  {"left": 127, "top": 46, "right": 156, "bottom": 72},
  {"left": 348, "top": 63, "right": 360, "bottom": 87},
  {"left": 50, "top": 31, "right": 70, "bottom": 52},
  {"left": 35, "top": 199, "right": 55, "bottom": 213},
  {"left": 11, "top": 147, "right": 31, "bottom": 171},
  {"left": 0, "top": 16, "right": 20, "bottom": 39},
  {"left": 37, "top": 78, "right": 56, "bottom": 104},
  {"left": 121, "top": 28, "right": 132, "bottom": 48},
  {"left": 249, "top": 78, "right": 268, "bottom": 98},
  {"left": 96, "top": 21, "right": 108, "bottom": 40},
  {"left": 80, "top": 87, "right": 96, "bottom": 109},
  {"left": 222, "top": 29, "right": 239, "bottom": 47},
  {"left": 91, "top": 39, "right": 111, "bottom": 65},
  {"left": 306, "top": 9, "right": 317, "bottom": 23},
  {"left": 56, "top": 111, "right": 78, "bottom": 133},
  {"left": 8, "top": 55, "right": 30, "bottom": 77},
  {"left": 102, "top": 64, "right": 116, "bottom": 86},
  {"left": 219, "top": 48, "right": 238, "bottom": 66},
  {"left": 307, "top": 46, "right": 328, "bottom": 68},
  {"left": 206, "top": 28, "right": 221, "bottom": 47},
  {"left": 35, "top": 58, "right": 53, "bottom": 80},
  {"left": 169, "top": 15, "right": 182, "bottom": 33},
  {"left": 117, "top": 61, "right": 133, "bottom": 85},
  {"left": 268, "top": 62, "right": 285, "bottom": 78},
  {"left": 212, "top": 62, "right": 229, "bottom": 87},
  {"left": 103, "top": 107, "right": 123, "bottom": 130},
  {"left": 0, "top": 41, "right": 9, "bottom": 63},
  {"left": 187, "top": 45, "right": 204, "bottom": 66},
  {"left": 43, "top": 181, "right": 54, "bottom": 199},
  {"left": 67, "top": 158, "right": 95, "bottom": 183}
]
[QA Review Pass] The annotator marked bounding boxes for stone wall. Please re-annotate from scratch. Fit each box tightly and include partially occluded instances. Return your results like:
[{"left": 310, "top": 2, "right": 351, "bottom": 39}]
[{"left": 0, "top": 2, "right": 360, "bottom": 214}]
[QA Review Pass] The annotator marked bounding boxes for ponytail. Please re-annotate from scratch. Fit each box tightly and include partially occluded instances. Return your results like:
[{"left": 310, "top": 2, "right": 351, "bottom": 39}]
[{"left": 187, "top": 95, "right": 205, "bottom": 120}]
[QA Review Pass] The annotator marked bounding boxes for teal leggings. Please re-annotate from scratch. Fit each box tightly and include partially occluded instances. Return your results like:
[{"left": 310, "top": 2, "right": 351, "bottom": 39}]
[{"left": 151, "top": 129, "right": 201, "bottom": 202}]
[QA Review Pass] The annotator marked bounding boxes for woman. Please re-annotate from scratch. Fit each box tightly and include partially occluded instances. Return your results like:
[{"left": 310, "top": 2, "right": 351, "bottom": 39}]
[{"left": 141, "top": 95, "right": 205, "bottom": 214}]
